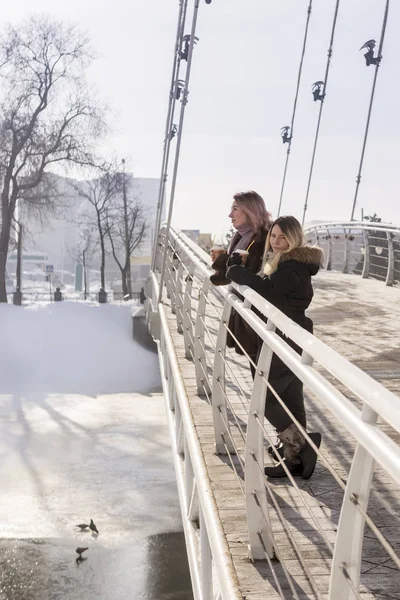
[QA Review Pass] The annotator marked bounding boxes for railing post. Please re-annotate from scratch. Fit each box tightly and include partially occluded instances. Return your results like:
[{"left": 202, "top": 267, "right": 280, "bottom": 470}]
[
  {"left": 175, "top": 395, "right": 184, "bottom": 456},
  {"left": 155, "top": 232, "right": 165, "bottom": 272},
  {"left": 200, "top": 508, "right": 213, "bottom": 600},
  {"left": 182, "top": 263, "right": 196, "bottom": 359},
  {"left": 329, "top": 404, "right": 377, "bottom": 600},
  {"left": 245, "top": 332, "right": 276, "bottom": 562},
  {"left": 194, "top": 278, "right": 212, "bottom": 397},
  {"left": 212, "top": 301, "right": 235, "bottom": 455},
  {"left": 385, "top": 231, "right": 394, "bottom": 286},
  {"left": 326, "top": 227, "right": 332, "bottom": 271},
  {"left": 342, "top": 229, "right": 349, "bottom": 274},
  {"left": 169, "top": 252, "right": 179, "bottom": 312},
  {"left": 184, "top": 437, "right": 199, "bottom": 523},
  {"left": 361, "top": 230, "right": 370, "bottom": 279},
  {"left": 175, "top": 260, "right": 185, "bottom": 332},
  {"left": 163, "top": 244, "right": 173, "bottom": 300}
]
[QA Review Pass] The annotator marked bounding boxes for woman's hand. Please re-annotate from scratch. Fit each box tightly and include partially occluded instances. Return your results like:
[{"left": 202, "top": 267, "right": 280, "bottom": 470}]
[
  {"left": 226, "top": 265, "right": 254, "bottom": 286},
  {"left": 227, "top": 253, "right": 242, "bottom": 267}
]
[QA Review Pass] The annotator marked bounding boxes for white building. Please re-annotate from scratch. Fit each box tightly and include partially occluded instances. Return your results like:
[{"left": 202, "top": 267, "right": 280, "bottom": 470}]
[{"left": 7, "top": 172, "right": 163, "bottom": 293}]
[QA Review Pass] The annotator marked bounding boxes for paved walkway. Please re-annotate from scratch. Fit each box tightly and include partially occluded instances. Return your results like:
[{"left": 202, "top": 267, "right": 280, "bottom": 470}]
[{"left": 164, "top": 270, "right": 400, "bottom": 600}]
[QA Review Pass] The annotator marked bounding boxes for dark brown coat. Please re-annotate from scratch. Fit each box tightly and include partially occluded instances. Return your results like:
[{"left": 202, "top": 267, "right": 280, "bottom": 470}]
[{"left": 210, "top": 231, "right": 267, "bottom": 358}]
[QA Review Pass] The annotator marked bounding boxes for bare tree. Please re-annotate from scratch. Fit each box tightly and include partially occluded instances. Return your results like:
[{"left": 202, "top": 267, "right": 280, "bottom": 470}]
[
  {"left": 70, "top": 168, "right": 123, "bottom": 293},
  {"left": 0, "top": 15, "right": 106, "bottom": 302},
  {"left": 106, "top": 175, "right": 148, "bottom": 299}
]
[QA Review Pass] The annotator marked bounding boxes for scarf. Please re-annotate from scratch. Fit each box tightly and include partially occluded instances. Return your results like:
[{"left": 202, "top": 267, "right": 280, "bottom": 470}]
[{"left": 228, "top": 223, "right": 255, "bottom": 255}]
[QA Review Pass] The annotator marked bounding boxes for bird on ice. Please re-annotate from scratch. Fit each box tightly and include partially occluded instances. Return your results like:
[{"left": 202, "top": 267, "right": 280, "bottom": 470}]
[
  {"left": 76, "top": 523, "right": 90, "bottom": 531},
  {"left": 75, "top": 547, "right": 88, "bottom": 559},
  {"left": 89, "top": 519, "right": 99, "bottom": 534}
]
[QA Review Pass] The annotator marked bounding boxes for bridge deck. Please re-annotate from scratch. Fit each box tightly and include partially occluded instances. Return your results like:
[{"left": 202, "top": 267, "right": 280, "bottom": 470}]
[{"left": 163, "top": 271, "right": 400, "bottom": 599}]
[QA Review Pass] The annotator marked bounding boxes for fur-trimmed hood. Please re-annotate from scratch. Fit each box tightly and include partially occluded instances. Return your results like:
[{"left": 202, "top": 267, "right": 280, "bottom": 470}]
[
  {"left": 278, "top": 245, "right": 323, "bottom": 276},
  {"left": 279, "top": 245, "right": 324, "bottom": 265}
]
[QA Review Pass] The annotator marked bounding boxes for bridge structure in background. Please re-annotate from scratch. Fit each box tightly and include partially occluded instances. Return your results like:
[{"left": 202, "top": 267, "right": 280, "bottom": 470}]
[{"left": 144, "top": 221, "right": 400, "bottom": 600}]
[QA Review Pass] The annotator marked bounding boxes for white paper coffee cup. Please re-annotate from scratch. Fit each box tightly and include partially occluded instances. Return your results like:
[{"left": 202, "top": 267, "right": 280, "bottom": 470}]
[{"left": 234, "top": 249, "right": 249, "bottom": 265}]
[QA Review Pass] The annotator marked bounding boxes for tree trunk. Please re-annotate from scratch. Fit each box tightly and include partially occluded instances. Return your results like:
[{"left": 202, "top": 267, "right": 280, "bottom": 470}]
[
  {"left": 100, "top": 232, "right": 106, "bottom": 291},
  {"left": 122, "top": 170, "right": 132, "bottom": 299},
  {"left": 0, "top": 217, "right": 11, "bottom": 303},
  {"left": 16, "top": 223, "right": 22, "bottom": 292},
  {"left": 125, "top": 256, "right": 132, "bottom": 299},
  {"left": 97, "top": 211, "right": 106, "bottom": 290},
  {"left": 121, "top": 267, "right": 128, "bottom": 299}
]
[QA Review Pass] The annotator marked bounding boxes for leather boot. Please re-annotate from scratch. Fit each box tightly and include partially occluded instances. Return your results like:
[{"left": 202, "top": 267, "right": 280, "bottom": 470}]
[
  {"left": 300, "top": 432, "right": 322, "bottom": 479},
  {"left": 264, "top": 460, "right": 303, "bottom": 478}
]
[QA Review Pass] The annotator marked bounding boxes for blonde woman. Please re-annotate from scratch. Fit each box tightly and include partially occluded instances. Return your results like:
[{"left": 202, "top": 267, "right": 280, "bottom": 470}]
[
  {"left": 210, "top": 191, "right": 272, "bottom": 376},
  {"left": 226, "top": 216, "right": 323, "bottom": 479}
]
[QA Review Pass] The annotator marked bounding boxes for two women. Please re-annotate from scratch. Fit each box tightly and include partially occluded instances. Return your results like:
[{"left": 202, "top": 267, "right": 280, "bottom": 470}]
[
  {"left": 210, "top": 191, "right": 272, "bottom": 375},
  {"left": 226, "top": 216, "right": 323, "bottom": 479}
]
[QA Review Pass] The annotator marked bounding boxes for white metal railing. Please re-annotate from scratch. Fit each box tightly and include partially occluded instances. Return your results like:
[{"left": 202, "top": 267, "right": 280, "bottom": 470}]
[
  {"left": 304, "top": 220, "right": 400, "bottom": 286},
  {"left": 146, "top": 225, "right": 400, "bottom": 600}
]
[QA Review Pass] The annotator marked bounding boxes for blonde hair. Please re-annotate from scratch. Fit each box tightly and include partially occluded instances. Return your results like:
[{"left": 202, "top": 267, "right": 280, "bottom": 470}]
[
  {"left": 262, "top": 216, "right": 306, "bottom": 276},
  {"left": 233, "top": 190, "right": 272, "bottom": 233}
]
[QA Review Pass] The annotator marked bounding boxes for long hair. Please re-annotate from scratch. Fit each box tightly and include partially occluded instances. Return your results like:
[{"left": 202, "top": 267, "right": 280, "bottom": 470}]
[
  {"left": 233, "top": 190, "right": 272, "bottom": 233},
  {"left": 262, "top": 216, "right": 306, "bottom": 276}
]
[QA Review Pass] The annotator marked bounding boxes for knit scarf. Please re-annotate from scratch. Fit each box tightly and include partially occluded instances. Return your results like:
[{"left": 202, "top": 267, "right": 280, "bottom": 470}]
[{"left": 228, "top": 223, "right": 255, "bottom": 255}]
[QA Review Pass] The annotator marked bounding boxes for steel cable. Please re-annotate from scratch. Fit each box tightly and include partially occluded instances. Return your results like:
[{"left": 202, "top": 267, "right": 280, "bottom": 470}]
[{"left": 277, "top": 0, "right": 314, "bottom": 217}]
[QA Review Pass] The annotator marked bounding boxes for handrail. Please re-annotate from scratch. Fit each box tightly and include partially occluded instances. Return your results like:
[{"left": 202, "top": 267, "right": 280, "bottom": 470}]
[
  {"left": 305, "top": 220, "right": 400, "bottom": 234},
  {"left": 173, "top": 226, "right": 400, "bottom": 436},
  {"left": 147, "top": 267, "right": 242, "bottom": 600},
  {"left": 149, "top": 224, "right": 400, "bottom": 600},
  {"left": 304, "top": 220, "right": 400, "bottom": 286}
]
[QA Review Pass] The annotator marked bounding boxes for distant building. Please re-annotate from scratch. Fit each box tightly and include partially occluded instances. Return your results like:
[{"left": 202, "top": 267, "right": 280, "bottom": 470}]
[
  {"left": 8, "top": 173, "right": 163, "bottom": 292},
  {"left": 182, "top": 230, "right": 213, "bottom": 253}
]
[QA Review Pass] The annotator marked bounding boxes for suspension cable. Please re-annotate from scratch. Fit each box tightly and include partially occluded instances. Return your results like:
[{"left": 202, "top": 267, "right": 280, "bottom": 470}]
[
  {"left": 301, "top": 0, "right": 341, "bottom": 226},
  {"left": 158, "top": 1, "right": 202, "bottom": 303},
  {"left": 276, "top": 0, "right": 313, "bottom": 218},
  {"left": 350, "top": 0, "right": 390, "bottom": 221},
  {"left": 151, "top": 0, "right": 189, "bottom": 270}
]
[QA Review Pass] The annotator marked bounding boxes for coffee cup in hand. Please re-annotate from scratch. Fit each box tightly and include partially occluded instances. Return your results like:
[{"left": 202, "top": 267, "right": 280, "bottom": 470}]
[
  {"left": 234, "top": 249, "right": 249, "bottom": 266},
  {"left": 210, "top": 247, "right": 226, "bottom": 261}
]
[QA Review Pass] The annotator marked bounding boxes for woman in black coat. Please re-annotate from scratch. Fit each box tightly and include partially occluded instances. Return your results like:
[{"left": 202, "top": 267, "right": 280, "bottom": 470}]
[
  {"left": 210, "top": 191, "right": 272, "bottom": 375},
  {"left": 226, "top": 216, "right": 323, "bottom": 479}
]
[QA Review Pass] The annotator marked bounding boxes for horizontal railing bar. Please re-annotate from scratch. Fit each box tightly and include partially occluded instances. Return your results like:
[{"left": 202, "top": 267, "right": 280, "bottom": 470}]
[
  {"left": 167, "top": 226, "right": 400, "bottom": 435},
  {"left": 156, "top": 282, "right": 243, "bottom": 600},
  {"left": 231, "top": 286, "right": 400, "bottom": 434}
]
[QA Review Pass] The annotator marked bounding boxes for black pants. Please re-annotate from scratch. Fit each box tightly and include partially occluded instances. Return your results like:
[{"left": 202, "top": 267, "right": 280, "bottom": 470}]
[{"left": 265, "top": 353, "right": 307, "bottom": 433}]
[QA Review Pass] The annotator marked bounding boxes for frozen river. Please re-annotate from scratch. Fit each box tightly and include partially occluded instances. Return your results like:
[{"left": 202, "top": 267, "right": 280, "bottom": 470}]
[{"left": 0, "top": 302, "right": 193, "bottom": 599}]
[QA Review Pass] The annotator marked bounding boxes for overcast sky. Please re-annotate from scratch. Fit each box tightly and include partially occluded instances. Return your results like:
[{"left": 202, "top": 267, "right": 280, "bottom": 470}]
[{"left": 1, "top": 1, "right": 398, "bottom": 236}]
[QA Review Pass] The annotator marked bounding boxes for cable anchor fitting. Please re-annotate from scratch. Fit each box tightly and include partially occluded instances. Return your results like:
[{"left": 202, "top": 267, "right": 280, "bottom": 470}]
[
  {"left": 312, "top": 80, "right": 325, "bottom": 101},
  {"left": 175, "top": 79, "right": 185, "bottom": 100},
  {"left": 180, "top": 34, "right": 199, "bottom": 61},
  {"left": 169, "top": 124, "right": 178, "bottom": 141},
  {"left": 280, "top": 125, "right": 292, "bottom": 144},
  {"left": 360, "top": 39, "right": 381, "bottom": 67}
]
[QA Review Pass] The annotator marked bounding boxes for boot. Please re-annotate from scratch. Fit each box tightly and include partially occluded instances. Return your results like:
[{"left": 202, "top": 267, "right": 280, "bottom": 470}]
[
  {"left": 300, "top": 432, "right": 322, "bottom": 479},
  {"left": 264, "top": 460, "right": 302, "bottom": 478},
  {"left": 265, "top": 424, "right": 305, "bottom": 478},
  {"left": 267, "top": 442, "right": 284, "bottom": 461}
]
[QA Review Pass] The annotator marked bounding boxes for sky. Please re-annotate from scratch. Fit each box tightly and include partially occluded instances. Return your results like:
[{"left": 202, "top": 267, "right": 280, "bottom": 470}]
[{"left": 0, "top": 0, "right": 398, "bottom": 237}]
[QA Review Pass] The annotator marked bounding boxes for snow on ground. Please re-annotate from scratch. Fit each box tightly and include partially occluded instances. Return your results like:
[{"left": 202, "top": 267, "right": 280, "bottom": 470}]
[
  {"left": 0, "top": 301, "right": 161, "bottom": 395},
  {"left": 0, "top": 302, "right": 193, "bottom": 599}
]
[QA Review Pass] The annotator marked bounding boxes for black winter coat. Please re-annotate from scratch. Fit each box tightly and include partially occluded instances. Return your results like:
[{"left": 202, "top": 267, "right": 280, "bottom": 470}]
[
  {"left": 226, "top": 245, "right": 324, "bottom": 333},
  {"left": 210, "top": 231, "right": 267, "bottom": 358}
]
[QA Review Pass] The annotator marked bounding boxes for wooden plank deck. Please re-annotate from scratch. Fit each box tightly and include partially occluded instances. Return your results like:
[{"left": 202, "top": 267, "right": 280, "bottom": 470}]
[{"left": 163, "top": 270, "right": 400, "bottom": 600}]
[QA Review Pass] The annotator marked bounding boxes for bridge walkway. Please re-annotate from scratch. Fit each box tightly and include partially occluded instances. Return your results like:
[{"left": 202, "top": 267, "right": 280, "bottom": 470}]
[{"left": 163, "top": 268, "right": 400, "bottom": 600}]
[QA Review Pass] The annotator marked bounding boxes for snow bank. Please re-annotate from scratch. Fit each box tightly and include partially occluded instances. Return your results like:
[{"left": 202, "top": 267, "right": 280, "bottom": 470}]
[{"left": 0, "top": 302, "right": 161, "bottom": 395}]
